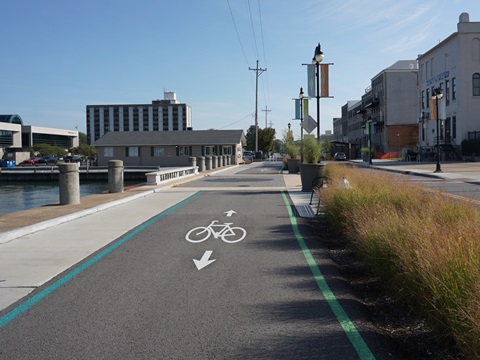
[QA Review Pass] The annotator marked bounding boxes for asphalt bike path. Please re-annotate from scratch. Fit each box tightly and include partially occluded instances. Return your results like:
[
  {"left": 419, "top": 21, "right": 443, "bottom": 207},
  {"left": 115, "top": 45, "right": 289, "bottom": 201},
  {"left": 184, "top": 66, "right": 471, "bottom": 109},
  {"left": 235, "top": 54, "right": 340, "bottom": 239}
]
[{"left": 0, "top": 162, "right": 402, "bottom": 359}]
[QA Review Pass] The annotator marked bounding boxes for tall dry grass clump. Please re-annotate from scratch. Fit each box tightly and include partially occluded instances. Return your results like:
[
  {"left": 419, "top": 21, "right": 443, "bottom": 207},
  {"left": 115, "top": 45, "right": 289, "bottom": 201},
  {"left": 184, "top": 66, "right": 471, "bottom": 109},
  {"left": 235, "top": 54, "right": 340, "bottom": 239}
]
[{"left": 319, "top": 163, "right": 480, "bottom": 358}]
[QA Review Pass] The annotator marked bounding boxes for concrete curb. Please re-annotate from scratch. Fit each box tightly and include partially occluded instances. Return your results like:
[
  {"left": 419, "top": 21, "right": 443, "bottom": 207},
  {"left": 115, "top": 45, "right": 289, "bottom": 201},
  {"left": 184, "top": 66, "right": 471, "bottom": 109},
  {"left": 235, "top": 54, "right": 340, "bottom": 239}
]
[{"left": 0, "top": 189, "right": 158, "bottom": 244}]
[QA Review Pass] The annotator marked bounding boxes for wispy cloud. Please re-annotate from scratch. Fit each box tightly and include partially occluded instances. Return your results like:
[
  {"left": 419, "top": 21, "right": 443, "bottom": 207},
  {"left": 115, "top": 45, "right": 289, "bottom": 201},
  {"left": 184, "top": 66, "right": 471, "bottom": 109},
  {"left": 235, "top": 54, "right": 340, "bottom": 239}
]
[{"left": 300, "top": 0, "right": 442, "bottom": 54}]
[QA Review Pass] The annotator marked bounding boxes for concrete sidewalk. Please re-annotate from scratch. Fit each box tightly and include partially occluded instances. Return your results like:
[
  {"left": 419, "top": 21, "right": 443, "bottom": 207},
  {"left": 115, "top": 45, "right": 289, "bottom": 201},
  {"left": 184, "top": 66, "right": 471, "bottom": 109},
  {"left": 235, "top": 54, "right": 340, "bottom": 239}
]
[{"left": 351, "top": 159, "right": 480, "bottom": 182}]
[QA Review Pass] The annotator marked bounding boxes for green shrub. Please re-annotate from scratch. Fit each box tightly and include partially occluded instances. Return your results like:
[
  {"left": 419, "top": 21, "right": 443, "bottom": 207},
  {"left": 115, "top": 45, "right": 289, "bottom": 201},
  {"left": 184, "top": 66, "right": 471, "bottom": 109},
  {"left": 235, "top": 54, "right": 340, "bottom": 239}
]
[
  {"left": 284, "top": 141, "right": 299, "bottom": 158},
  {"left": 318, "top": 164, "right": 480, "bottom": 358},
  {"left": 302, "top": 136, "right": 321, "bottom": 163}
]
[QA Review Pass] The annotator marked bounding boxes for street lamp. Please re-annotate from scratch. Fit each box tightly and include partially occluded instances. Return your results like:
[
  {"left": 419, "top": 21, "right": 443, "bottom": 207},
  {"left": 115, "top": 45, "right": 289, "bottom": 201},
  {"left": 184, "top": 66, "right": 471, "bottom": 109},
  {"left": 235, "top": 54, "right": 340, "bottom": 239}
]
[
  {"left": 299, "top": 87, "right": 305, "bottom": 163},
  {"left": 432, "top": 87, "right": 443, "bottom": 172},
  {"left": 312, "top": 43, "right": 324, "bottom": 146},
  {"left": 397, "top": 133, "right": 400, "bottom": 158},
  {"left": 368, "top": 118, "right": 373, "bottom": 165}
]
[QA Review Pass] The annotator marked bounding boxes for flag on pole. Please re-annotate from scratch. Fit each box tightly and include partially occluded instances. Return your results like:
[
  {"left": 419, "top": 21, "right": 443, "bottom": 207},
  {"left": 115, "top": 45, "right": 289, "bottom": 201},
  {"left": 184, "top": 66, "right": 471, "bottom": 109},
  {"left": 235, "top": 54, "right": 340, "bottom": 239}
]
[
  {"left": 438, "top": 97, "right": 446, "bottom": 120},
  {"left": 321, "top": 64, "right": 329, "bottom": 98},
  {"left": 307, "top": 65, "right": 315, "bottom": 97},
  {"left": 430, "top": 98, "right": 437, "bottom": 120},
  {"left": 303, "top": 98, "right": 309, "bottom": 120}
]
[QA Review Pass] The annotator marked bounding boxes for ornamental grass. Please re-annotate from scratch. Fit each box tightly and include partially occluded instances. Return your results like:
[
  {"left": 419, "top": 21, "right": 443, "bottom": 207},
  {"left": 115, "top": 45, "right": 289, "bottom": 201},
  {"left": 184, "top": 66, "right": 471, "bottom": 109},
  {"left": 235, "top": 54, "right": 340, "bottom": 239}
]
[{"left": 319, "top": 163, "right": 480, "bottom": 359}]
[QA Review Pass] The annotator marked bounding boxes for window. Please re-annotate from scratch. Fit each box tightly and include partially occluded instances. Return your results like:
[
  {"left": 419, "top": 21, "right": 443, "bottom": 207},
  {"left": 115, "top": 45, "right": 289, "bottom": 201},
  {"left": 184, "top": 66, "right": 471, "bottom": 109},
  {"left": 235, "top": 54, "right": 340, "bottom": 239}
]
[
  {"left": 177, "top": 146, "right": 190, "bottom": 156},
  {"left": 452, "top": 77, "right": 457, "bottom": 100},
  {"left": 204, "top": 146, "right": 215, "bottom": 155},
  {"left": 421, "top": 90, "right": 425, "bottom": 109},
  {"left": 473, "top": 73, "right": 480, "bottom": 96},
  {"left": 151, "top": 146, "right": 164, "bottom": 157},
  {"left": 126, "top": 147, "right": 139, "bottom": 157},
  {"left": 104, "top": 147, "right": 113, "bottom": 157},
  {"left": 222, "top": 146, "right": 233, "bottom": 155},
  {"left": 426, "top": 88, "right": 430, "bottom": 108},
  {"left": 445, "top": 80, "right": 450, "bottom": 106}
]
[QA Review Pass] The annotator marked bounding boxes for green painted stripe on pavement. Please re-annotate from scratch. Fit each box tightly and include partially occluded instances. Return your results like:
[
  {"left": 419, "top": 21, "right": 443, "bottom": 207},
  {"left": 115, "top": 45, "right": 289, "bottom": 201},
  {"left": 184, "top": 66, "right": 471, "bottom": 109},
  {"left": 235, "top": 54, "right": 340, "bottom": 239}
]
[
  {"left": 0, "top": 191, "right": 203, "bottom": 329},
  {"left": 281, "top": 191, "right": 375, "bottom": 360}
]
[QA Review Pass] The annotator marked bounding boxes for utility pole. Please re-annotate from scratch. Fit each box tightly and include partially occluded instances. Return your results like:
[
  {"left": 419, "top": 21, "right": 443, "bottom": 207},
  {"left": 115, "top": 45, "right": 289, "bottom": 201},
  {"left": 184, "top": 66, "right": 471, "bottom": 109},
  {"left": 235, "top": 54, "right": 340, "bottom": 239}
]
[
  {"left": 262, "top": 106, "right": 271, "bottom": 128},
  {"left": 249, "top": 60, "right": 266, "bottom": 153}
]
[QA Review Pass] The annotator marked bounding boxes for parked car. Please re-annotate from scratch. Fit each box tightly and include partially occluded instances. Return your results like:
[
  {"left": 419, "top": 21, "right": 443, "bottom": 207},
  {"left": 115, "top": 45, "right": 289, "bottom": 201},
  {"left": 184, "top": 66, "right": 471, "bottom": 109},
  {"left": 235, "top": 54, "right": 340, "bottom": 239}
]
[
  {"left": 22, "top": 157, "right": 40, "bottom": 165},
  {"left": 333, "top": 152, "right": 347, "bottom": 161},
  {"left": 37, "top": 155, "right": 57, "bottom": 164},
  {"left": 243, "top": 151, "right": 254, "bottom": 163},
  {"left": 65, "top": 155, "right": 85, "bottom": 163}
]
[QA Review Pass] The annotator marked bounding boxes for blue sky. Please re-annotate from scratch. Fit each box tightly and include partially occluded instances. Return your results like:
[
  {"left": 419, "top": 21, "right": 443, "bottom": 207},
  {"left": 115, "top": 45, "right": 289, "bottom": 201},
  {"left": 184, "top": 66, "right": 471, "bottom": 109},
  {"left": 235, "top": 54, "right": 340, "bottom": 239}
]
[{"left": 1, "top": 0, "right": 479, "bottom": 141}]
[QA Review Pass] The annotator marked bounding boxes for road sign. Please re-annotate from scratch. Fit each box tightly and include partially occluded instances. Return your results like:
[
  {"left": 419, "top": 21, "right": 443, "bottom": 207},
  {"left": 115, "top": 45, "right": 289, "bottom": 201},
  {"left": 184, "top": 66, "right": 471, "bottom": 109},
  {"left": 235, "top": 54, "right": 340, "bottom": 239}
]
[{"left": 301, "top": 115, "right": 317, "bottom": 134}]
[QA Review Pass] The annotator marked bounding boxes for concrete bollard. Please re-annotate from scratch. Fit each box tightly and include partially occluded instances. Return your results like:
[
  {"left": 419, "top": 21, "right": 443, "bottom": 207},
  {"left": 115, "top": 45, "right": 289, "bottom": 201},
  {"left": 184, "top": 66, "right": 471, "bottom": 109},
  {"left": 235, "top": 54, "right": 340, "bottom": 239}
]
[
  {"left": 227, "top": 156, "right": 231, "bottom": 165},
  {"left": 212, "top": 155, "right": 218, "bottom": 169},
  {"left": 189, "top": 156, "right": 197, "bottom": 169},
  {"left": 108, "top": 160, "right": 124, "bottom": 193},
  {"left": 197, "top": 156, "right": 205, "bottom": 172},
  {"left": 58, "top": 163, "right": 80, "bottom": 205},
  {"left": 221, "top": 155, "right": 225, "bottom": 167},
  {"left": 205, "top": 156, "right": 212, "bottom": 170}
]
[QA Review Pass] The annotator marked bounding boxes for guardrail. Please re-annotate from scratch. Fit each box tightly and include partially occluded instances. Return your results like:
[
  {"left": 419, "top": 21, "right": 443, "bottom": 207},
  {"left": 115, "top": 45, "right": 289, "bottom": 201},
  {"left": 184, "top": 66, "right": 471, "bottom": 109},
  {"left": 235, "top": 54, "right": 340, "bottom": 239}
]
[{"left": 145, "top": 166, "right": 198, "bottom": 185}]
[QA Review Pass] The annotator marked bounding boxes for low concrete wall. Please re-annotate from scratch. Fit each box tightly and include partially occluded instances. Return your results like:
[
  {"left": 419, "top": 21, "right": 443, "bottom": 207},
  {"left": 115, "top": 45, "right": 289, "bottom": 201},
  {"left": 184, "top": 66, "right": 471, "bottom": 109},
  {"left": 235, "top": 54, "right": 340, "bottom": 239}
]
[{"left": 145, "top": 166, "right": 198, "bottom": 185}]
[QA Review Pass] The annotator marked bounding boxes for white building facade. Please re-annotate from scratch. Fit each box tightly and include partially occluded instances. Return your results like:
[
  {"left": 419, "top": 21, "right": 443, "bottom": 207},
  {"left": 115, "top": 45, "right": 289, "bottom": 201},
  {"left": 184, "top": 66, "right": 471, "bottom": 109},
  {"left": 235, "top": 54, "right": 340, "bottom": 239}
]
[
  {"left": 418, "top": 13, "right": 480, "bottom": 160},
  {"left": 86, "top": 92, "right": 192, "bottom": 145}
]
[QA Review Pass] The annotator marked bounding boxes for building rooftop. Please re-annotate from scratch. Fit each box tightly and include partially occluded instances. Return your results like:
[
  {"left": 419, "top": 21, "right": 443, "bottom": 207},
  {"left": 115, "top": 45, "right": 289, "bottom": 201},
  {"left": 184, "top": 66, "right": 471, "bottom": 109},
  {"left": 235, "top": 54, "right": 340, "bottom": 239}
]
[{"left": 93, "top": 130, "right": 246, "bottom": 147}]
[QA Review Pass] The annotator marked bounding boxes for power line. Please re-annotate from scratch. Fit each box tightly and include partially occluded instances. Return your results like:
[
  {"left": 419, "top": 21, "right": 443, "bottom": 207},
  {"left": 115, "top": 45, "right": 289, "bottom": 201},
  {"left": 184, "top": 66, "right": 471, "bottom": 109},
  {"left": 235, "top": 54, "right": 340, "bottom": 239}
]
[
  {"left": 257, "top": 0, "right": 271, "bottom": 109},
  {"left": 227, "top": 0, "right": 250, "bottom": 67},
  {"left": 218, "top": 111, "right": 255, "bottom": 129},
  {"left": 247, "top": 0, "right": 260, "bottom": 60}
]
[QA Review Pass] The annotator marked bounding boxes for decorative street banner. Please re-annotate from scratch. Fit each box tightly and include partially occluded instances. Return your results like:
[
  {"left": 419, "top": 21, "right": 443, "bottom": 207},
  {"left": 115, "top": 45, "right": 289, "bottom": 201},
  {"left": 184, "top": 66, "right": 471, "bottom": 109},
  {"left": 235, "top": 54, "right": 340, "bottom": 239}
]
[
  {"left": 429, "top": 97, "right": 446, "bottom": 120},
  {"left": 295, "top": 99, "right": 300, "bottom": 119},
  {"left": 321, "top": 64, "right": 329, "bottom": 98},
  {"left": 430, "top": 98, "right": 437, "bottom": 120},
  {"left": 307, "top": 64, "right": 315, "bottom": 98},
  {"left": 303, "top": 98, "right": 309, "bottom": 120},
  {"left": 364, "top": 121, "right": 375, "bottom": 135}
]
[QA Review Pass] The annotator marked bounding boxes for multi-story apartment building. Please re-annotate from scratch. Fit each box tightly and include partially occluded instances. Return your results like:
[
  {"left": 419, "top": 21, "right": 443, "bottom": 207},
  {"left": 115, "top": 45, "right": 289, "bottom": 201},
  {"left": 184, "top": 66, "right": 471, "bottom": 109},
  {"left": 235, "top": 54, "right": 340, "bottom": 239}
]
[
  {"left": 418, "top": 12, "right": 480, "bottom": 160},
  {"left": 86, "top": 92, "right": 192, "bottom": 145},
  {"left": 335, "top": 60, "right": 419, "bottom": 158}
]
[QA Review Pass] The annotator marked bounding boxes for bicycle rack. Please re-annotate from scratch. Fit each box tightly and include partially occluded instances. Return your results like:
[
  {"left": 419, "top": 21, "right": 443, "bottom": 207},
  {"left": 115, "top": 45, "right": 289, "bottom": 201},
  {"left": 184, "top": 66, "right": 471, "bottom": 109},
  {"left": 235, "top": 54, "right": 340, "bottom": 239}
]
[{"left": 309, "top": 176, "right": 324, "bottom": 216}]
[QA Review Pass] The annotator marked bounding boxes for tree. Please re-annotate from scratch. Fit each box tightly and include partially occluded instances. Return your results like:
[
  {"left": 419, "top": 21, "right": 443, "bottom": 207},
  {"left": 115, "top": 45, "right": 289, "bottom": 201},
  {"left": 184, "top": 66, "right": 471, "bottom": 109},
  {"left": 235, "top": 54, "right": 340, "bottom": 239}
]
[
  {"left": 79, "top": 132, "right": 88, "bottom": 145},
  {"left": 245, "top": 125, "right": 276, "bottom": 153},
  {"left": 32, "top": 144, "right": 67, "bottom": 157},
  {"left": 70, "top": 144, "right": 97, "bottom": 157},
  {"left": 274, "top": 139, "right": 283, "bottom": 153},
  {"left": 245, "top": 125, "right": 256, "bottom": 150},
  {"left": 259, "top": 127, "right": 276, "bottom": 153}
]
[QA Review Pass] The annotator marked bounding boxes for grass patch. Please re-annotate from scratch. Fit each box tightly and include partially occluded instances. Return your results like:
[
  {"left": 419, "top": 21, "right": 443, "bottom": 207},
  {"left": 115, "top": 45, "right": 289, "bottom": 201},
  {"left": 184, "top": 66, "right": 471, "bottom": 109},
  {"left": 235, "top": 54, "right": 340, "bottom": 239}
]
[{"left": 319, "top": 163, "right": 480, "bottom": 359}]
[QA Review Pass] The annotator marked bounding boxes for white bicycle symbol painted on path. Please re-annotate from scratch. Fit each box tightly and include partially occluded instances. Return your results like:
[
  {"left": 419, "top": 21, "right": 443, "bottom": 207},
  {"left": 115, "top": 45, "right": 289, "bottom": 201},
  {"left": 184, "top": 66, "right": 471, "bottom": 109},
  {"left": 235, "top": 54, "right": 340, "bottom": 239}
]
[{"left": 185, "top": 220, "right": 247, "bottom": 243}]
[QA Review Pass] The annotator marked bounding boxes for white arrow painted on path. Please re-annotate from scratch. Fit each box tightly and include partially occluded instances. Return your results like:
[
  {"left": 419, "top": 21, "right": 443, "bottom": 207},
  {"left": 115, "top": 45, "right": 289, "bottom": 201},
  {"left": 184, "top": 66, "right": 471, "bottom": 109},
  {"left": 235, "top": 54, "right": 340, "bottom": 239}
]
[
  {"left": 224, "top": 210, "right": 236, "bottom": 217},
  {"left": 193, "top": 251, "right": 216, "bottom": 270}
]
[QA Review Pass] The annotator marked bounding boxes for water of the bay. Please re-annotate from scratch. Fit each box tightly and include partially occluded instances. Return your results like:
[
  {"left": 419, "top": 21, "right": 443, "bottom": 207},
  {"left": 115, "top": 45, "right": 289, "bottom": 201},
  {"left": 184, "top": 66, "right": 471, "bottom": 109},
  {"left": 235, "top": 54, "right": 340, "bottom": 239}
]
[{"left": 0, "top": 181, "right": 138, "bottom": 216}]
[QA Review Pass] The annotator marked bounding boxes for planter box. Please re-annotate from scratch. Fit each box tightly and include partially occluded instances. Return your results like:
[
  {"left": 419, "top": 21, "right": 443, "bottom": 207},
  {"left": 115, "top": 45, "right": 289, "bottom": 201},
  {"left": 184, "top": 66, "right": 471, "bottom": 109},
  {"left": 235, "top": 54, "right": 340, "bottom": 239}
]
[
  {"left": 299, "top": 163, "right": 326, "bottom": 192},
  {"left": 287, "top": 158, "right": 300, "bottom": 174}
]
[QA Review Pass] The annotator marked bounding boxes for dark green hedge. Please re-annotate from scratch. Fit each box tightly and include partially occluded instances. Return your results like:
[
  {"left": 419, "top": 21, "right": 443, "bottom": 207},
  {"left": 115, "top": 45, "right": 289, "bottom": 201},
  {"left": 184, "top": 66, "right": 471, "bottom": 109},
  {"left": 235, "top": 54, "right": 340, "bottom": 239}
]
[{"left": 461, "top": 139, "right": 480, "bottom": 156}]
